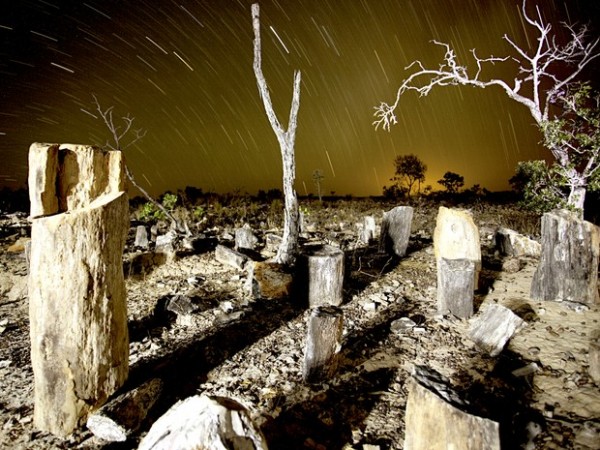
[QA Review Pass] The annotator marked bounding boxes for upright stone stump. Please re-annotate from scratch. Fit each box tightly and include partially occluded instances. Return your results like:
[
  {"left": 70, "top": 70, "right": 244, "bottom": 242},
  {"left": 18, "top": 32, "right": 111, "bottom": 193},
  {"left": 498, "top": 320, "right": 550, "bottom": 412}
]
[
  {"left": 28, "top": 143, "right": 129, "bottom": 436},
  {"left": 307, "top": 244, "right": 344, "bottom": 307},
  {"left": 404, "top": 378, "right": 500, "bottom": 450},
  {"left": 433, "top": 206, "right": 481, "bottom": 288},
  {"left": 379, "top": 206, "right": 413, "bottom": 257},
  {"left": 360, "top": 215, "right": 377, "bottom": 244},
  {"left": 303, "top": 306, "right": 343, "bottom": 383},
  {"left": 531, "top": 209, "right": 600, "bottom": 305},
  {"left": 437, "top": 258, "right": 475, "bottom": 318}
]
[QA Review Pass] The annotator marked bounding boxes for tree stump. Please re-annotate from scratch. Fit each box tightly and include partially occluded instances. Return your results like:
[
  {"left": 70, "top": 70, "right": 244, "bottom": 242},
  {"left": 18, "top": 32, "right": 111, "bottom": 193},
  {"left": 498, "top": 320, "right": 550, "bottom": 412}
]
[
  {"left": 379, "top": 206, "right": 413, "bottom": 256},
  {"left": 28, "top": 143, "right": 129, "bottom": 436},
  {"left": 404, "top": 377, "right": 500, "bottom": 450},
  {"left": 433, "top": 206, "right": 481, "bottom": 288},
  {"left": 307, "top": 244, "right": 344, "bottom": 307},
  {"left": 437, "top": 258, "right": 475, "bottom": 318},
  {"left": 138, "top": 395, "right": 268, "bottom": 450},
  {"left": 86, "top": 378, "right": 163, "bottom": 442},
  {"left": 302, "top": 306, "right": 343, "bottom": 383},
  {"left": 531, "top": 209, "right": 600, "bottom": 304}
]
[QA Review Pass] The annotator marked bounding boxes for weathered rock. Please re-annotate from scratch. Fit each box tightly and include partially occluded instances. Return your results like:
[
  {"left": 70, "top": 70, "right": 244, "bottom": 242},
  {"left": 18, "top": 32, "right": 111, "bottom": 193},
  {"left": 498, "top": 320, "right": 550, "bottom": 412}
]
[
  {"left": 235, "top": 224, "right": 259, "bottom": 251},
  {"left": 28, "top": 143, "right": 125, "bottom": 218},
  {"left": 86, "top": 378, "right": 163, "bottom": 442},
  {"left": 379, "top": 206, "right": 413, "bottom": 257},
  {"left": 501, "top": 257, "right": 523, "bottom": 274},
  {"left": 155, "top": 230, "right": 178, "bottom": 253},
  {"left": 495, "top": 228, "right": 541, "bottom": 258},
  {"left": 303, "top": 306, "right": 343, "bottom": 383},
  {"left": 264, "top": 233, "right": 282, "bottom": 253},
  {"left": 306, "top": 244, "right": 344, "bottom": 307},
  {"left": 245, "top": 261, "right": 293, "bottom": 299},
  {"left": 531, "top": 209, "right": 600, "bottom": 305},
  {"left": 138, "top": 395, "right": 268, "bottom": 450},
  {"left": 215, "top": 244, "right": 249, "bottom": 270},
  {"left": 165, "top": 294, "right": 195, "bottom": 316},
  {"left": 360, "top": 215, "right": 377, "bottom": 244},
  {"left": 469, "top": 303, "right": 526, "bottom": 357},
  {"left": 28, "top": 143, "right": 129, "bottom": 436},
  {"left": 437, "top": 258, "right": 475, "bottom": 318},
  {"left": 433, "top": 206, "right": 481, "bottom": 286},
  {"left": 404, "top": 377, "right": 500, "bottom": 450},
  {"left": 134, "top": 225, "right": 149, "bottom": 249}
]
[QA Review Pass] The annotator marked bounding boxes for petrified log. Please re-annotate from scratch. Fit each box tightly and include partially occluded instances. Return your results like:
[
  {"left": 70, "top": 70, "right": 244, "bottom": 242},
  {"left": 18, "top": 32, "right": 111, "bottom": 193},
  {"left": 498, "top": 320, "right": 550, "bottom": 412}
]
[
  {"left": 531, "top": 209, "right": 600, "bottom": 305},
  {"left": 307, "top": 244, "right": 344, "bottom": 307},
  {"left": 138, "top": 395, "right": 268, "bottom": 450},
  {"left": 28, "top": 143, "right": 129, "bottom": 436},
  {"left": 495, "top": 227, "right": 541, "bottom": 258},
  {"left": 433, "top": 206, "right": 481, "bottom": 287},
  {"left": 302, "top": 306, "right": 343, "bottom": 383},
  {"left": 134, "top": 225, "right": 149, "bottom": 249},
  {"left": 379, "top": 206, "right": 413, "bottom": 256},
  {"left": 404, "top": 377, "right": 500, "bottom": 450},
  {"left": 360, "top": 215, "right": 377, "bottom": 244},
  {"left": 468, "top": 303, "right": 525, "bottom": 357},
  {"left": 86, "top": 378, "right": 163, "bottom": 442},
  {"left": 437, "top": 258, "right": 475, "bottom": 318},
  {"left": 215, "top": 244, "right": 249, "bottom": 270}
]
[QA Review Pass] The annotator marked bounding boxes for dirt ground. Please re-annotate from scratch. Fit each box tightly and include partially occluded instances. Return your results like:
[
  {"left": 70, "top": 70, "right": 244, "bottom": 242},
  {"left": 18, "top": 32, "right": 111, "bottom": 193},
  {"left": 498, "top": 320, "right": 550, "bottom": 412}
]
[{"left": 0, "top": 201, "right": 599, "bottom": 449}]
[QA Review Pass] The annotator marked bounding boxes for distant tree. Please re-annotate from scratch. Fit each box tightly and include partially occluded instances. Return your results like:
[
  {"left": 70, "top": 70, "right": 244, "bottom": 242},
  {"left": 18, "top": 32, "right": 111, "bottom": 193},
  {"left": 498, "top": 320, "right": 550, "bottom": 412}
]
[
  {"left": 438, "top": 171, "right": 464, "bottom": 193},
  {"left": 374, "top": 0, "right": 600, "bottom": 214},
  {"left": 184, "top": 186, "right": 204, "bottom": 205},
  {"left": 252, "top": 3, "right": 301, "bottom": 266},
  {"left": 391, "top": 154, "right": 427, "bottom": 197},
  {"left": 312, "top": 169, "right": 324, "bottom": 202},
  {"left": 382, "top": 183, "right": 406, "bottom": 200}
]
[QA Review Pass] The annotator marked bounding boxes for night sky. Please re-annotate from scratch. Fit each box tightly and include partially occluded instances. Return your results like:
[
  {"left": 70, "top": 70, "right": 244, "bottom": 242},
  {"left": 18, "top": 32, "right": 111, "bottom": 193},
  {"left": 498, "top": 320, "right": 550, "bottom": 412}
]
[{"left": 1, "top": 1, "right": 598, "bottom": 197}]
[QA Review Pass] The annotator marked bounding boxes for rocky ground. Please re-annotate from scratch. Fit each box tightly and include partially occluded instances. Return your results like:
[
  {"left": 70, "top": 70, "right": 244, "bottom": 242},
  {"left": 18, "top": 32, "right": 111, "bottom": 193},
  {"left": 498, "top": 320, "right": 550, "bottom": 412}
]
[{"left": 0, "top": 200, "right": 599, "bottom": 449}]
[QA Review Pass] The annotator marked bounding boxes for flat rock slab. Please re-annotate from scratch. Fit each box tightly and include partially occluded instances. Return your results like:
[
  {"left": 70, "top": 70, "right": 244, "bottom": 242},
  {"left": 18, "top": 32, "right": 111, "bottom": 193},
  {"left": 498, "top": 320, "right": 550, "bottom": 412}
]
[
  {"left": 495, "top": 227, "right": 541, "bottom": 258},
  {"left": 215, "top": 244, "right": 249, "bottom": 270},
  {"left": 469, "top": 303, "right": 526, "bottom": 357}
]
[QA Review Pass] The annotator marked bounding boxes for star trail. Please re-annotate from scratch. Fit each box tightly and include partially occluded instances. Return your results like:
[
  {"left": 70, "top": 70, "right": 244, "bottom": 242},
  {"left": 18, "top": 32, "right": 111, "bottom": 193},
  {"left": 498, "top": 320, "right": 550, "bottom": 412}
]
[{"left": 0, "top": 0, "right": 598, "bottom": 197}]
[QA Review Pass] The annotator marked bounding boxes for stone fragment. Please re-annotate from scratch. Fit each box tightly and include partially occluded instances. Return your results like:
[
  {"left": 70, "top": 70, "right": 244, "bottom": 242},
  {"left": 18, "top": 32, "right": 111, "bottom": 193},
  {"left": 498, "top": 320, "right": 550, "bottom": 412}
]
[
  {"left": 531, "top": 209, "right": 600, "bottom": 305},
  {"left": 134, "top": 225, "right": 149, "bottom": 249},
  {"left": 138, "top": 395, "right": 268, "bottom": 450},
  {"left": 235, "top": 224, "right": 259, "bottom": 251},
  {"left": 360, "top": 216, "right": 377, "bottom": 244},
  {"left": 86, "top": 378, "right": 163, "bottom": 442},
  {"left": 469, "top": 303, "right": 525, "bottom": 357},
  {"left": 589, "top": 339, "right": 600, "bottom": 385},
  {"left": 245, "top": 261, "right": 293, "bottom": 299},
  {"left": 215, "top": 244, "right": 249, "bottom": 270},
  {"left": 379, "top": 206, "right": 413, "bottom": 257},
  {"left": 433, "top": 206, "right": 481, "bottom": 286},
  {"left": 495, "top": 228, "right": 541, "bottom": 258},
  {"left": 404, "top": 377, "right": 500, "bottom": 450}
]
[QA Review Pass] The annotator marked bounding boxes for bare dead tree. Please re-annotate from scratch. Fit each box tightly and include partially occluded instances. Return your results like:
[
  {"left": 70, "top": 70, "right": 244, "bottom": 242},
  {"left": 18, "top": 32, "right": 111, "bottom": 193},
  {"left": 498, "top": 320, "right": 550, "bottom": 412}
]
[
  {"left": 92, "top": 95, "right": 179, "bottom": 228},
  {"left": 374, "top": 0, "right": 599, "bottom": 211},
  {"left": 251, "top": 3, "right": 301, "bottom": 265}
]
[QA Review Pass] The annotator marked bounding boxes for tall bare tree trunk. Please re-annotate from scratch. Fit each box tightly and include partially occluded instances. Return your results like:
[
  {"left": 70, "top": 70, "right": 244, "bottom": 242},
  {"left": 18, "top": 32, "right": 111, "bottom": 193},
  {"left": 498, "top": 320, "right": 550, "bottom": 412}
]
[{"left": 251, "top": 3, "right": 301, "bottom": 266}]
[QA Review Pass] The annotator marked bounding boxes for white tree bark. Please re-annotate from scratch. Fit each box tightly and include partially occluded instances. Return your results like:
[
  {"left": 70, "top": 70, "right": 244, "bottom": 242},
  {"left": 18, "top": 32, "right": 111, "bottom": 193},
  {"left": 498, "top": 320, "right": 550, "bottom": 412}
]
[
  {"left": 252, "top": 3, "right": 301, "bottom": 266},
  {"left": 374, "top": 0, "right": 599, "bottom": 211}
]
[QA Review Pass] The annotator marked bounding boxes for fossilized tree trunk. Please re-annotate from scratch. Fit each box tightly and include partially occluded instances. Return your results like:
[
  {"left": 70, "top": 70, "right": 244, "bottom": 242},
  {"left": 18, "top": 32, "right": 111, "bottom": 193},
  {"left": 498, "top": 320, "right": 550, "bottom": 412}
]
[
  {"left": 252, "top": 2, "right": 301, "bottom": 266},
  {"left": 307, "top": 244, "right": 344, "bottom": 308},
  {"left": 28, "top": 143, "right": 129, "bottom": 436},
  {"left": 531, "top": 209, "right": 599, "bottom": 304},
  {"left": 379, "top": 205, "right": 413, "bottom": 257}
]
